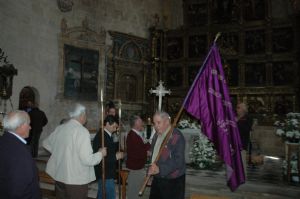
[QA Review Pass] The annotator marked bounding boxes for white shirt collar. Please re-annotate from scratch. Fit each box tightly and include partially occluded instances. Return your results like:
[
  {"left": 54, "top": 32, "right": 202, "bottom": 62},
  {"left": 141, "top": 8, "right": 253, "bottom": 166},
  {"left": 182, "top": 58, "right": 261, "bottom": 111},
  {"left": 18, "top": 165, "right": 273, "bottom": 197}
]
[
  {"left": 8, "top": 131, "right": 27, "bottom": 144},
  {"left": 104, "top": 128, "right": 112, "bottom": 137}
]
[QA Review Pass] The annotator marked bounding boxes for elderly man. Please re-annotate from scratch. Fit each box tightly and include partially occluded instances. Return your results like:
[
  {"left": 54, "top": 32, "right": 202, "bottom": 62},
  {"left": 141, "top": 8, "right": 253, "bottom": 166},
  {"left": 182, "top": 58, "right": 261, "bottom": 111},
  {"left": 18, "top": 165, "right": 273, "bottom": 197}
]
[
  {"left": 126, "top": 115, "right": 150, "bottom": 199},
  {"left": 0, "top": 110, "right": 41, "bottom": 198},
  {"left": 43, "top": 104, "right": 106, "bottom": 199},
  {"left": 236, "top": 102, "right": 253, "bottom": 176},
  {"left": 148, "top": 111, "right": 186, "bottom": 199}
]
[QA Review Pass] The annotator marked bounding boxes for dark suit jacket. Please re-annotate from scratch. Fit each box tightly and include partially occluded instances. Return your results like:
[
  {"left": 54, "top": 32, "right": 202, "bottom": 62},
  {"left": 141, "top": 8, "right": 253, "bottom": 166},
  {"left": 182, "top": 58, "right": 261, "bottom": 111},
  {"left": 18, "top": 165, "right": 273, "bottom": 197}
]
[
  {"left": 93, "top": 130, "right": 117, "bottom": 179},
  {"left": 0, "top": 132, "right": 41, "bottom": 199}
]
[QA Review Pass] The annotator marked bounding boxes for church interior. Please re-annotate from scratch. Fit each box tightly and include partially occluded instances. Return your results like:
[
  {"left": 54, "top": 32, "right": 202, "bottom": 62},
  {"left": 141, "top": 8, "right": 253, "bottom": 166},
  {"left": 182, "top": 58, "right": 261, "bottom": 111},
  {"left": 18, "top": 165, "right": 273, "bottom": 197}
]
[{"left": 1, "top": 0, "right": 300, "bottom": 198}]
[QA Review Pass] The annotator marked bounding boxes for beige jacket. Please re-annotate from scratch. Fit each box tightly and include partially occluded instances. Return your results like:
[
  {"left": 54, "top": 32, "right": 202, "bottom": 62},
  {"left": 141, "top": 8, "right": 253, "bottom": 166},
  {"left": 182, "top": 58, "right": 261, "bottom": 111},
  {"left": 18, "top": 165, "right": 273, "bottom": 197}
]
[{"left": 43, "top": 119, "right": 102, "bottom": 185}]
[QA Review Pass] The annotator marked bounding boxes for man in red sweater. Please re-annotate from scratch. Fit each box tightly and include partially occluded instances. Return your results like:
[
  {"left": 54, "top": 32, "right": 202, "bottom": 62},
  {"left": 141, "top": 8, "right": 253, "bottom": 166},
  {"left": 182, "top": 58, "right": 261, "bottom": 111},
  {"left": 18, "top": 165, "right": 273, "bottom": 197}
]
[{"left": 126, "top": 115, "right": 150, "bottom": 199}]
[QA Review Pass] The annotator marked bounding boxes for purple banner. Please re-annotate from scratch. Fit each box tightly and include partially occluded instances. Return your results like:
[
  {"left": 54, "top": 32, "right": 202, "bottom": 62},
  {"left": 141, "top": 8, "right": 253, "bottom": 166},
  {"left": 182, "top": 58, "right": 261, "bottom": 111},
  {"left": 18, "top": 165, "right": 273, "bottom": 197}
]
[{"left": 183, "top": 44, "right": 245, "bottom": 191}]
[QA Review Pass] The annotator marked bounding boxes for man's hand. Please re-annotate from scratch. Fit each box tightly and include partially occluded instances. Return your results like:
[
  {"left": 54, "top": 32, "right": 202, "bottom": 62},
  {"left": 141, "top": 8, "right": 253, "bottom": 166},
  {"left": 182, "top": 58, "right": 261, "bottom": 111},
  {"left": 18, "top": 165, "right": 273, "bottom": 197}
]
[
  {"left": 99, "top": 147, "right": 107, "bottom": 157},
  {"left": 148, "top": 163, "right": 159, "bottom": 175},
  {"left": 116, "top": 151, "right": 124, "bottom": 160}
]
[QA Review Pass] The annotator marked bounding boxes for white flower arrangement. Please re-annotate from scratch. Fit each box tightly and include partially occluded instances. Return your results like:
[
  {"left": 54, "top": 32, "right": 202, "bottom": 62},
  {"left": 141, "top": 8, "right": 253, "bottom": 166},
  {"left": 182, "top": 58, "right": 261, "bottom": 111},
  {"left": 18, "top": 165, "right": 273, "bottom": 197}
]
[
  {"left": 189, "top": 133, "right": 217, "bottom": 169},
  {"left": 274, "top": 113, "right": 300, "bottom": 143}
]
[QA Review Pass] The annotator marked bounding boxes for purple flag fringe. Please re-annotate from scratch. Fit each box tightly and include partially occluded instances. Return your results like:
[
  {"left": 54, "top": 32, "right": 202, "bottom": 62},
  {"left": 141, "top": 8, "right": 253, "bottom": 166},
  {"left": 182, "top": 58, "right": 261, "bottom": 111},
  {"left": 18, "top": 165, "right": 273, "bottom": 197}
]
[{"left": 183, "top": 43, "right": 245, "bottom": 191}]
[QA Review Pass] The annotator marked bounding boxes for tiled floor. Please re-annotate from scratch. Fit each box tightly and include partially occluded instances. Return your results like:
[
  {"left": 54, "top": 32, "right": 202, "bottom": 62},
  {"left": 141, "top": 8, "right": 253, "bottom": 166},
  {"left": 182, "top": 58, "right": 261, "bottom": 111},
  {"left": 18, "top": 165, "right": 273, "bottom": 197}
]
[{"left": 38, "top": 155, "right": 300, "bottom": 199}]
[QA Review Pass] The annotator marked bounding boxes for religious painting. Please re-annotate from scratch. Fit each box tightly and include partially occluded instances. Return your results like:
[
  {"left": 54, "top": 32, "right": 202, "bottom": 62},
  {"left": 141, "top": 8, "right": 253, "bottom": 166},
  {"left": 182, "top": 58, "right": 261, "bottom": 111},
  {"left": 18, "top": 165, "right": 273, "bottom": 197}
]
[
  {"left": 188, "top": 35, "right": 207, "bottom": 58},
  {"left": 272, "top": 27, "right": 294, "bottom": 53},
  {"left": 222, "top": 59, "right": 239, "bottom": 87},
  {"left": 165, "top": 66, "right": 183, "bottom": 87},
  {"left": 64, "top": 45, "right": 99, "bottom": 100},
  {"left": 188, "top": 65, "right": 201, "bottom": 86},
  {"left": 117, "top": 74, "right": 137, "bottom": 102},
  {"left": 273, "top": 95, "right": 294, "bottom": 116},
  {"left": 245, "top": 95, "right": 268, "bottom": 114},
  {"left": 211, "top": 0, "right": 240, "bottom": 23},
  {"left": 245, "top": 63, "right": 266, "bottom": 86},
  {"left": 186, "top": 3, "right": 207, "bottom": 26},
  {"left": 272, "top": 62, "right": 294, "bottom": 86},
  {"left": 245, "top": 30, "right": 265, "bottom": 54},
  {"left": 167, "top": 37, "right": 183, "bottom": 60},
  {"left": 243, "top": 0, "right": 266, "bottom": 21},
  {"left": 219, "top": 32, "right": 239, "bottom": 55}
]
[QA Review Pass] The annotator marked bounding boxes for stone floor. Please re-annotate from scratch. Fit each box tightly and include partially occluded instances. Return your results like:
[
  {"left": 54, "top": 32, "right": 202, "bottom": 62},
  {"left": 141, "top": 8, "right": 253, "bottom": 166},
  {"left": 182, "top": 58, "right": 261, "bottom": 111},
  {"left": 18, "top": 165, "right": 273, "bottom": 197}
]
[{"left": 38, "top": 155, "right": 300, "bottom": 199}]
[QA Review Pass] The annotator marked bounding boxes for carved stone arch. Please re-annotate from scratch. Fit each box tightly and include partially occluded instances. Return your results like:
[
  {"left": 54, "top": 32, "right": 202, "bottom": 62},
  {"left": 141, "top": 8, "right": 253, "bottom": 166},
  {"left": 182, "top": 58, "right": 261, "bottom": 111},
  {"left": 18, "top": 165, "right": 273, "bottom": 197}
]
[
  {"left": 58, "top": 17, "right": 107, "bottom": 100},
  {"left": 119, "top": 41, "right": 142, "bottom": 62}
]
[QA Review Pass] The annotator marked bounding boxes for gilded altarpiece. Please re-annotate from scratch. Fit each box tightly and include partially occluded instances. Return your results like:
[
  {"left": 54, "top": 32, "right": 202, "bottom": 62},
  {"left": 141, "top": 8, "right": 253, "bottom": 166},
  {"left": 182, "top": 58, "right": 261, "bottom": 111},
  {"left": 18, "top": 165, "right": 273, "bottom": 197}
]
[
  {"left": 107, "top": 31, "right": 151, "bottom": 120},
  {"left": 154, "top": 0, "right": 299, "bottom": 122}
]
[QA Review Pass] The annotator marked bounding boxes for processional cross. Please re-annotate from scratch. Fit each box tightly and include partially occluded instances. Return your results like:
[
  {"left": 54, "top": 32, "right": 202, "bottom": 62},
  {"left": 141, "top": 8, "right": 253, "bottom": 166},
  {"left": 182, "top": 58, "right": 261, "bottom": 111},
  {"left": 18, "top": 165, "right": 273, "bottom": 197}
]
[{"left": 149, "top": 80, "right": 171, "bottom": 111}]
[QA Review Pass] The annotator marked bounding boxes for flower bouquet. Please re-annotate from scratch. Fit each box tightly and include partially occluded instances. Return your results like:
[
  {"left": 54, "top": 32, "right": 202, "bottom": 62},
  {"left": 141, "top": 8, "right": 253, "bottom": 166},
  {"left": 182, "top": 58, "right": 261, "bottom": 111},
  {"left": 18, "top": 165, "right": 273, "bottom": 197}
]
[{"left": 274, "top": 113, "right": 300, "bottom": 143}]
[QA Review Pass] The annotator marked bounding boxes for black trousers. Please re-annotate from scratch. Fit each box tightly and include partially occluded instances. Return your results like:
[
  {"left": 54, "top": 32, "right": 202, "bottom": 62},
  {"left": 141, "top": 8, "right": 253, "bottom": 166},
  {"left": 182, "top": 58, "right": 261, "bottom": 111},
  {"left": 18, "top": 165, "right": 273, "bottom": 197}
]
[{"left": 149, "top": 174, "right": 185, "bottom": 199}]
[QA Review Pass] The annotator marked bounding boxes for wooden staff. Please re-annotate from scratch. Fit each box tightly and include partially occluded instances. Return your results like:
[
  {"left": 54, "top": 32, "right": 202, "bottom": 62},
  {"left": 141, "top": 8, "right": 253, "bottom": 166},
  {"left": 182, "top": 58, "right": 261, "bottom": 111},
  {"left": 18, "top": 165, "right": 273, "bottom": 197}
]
[
  {"left": 100, "top": 90, "right": 106, "bottom": 199},
  {"left": 118, "top": 99, "right": 122, "bottom": 199},
  {"left": 138, "top": 106, "right": 184, "bottom": 196}
]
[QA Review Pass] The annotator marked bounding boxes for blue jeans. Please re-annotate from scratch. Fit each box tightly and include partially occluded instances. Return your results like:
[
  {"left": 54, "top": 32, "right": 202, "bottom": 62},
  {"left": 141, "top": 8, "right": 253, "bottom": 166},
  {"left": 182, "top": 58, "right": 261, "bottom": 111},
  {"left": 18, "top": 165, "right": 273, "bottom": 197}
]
[{"left": 97, "top": 178, "right": 115, "bottom": 199}]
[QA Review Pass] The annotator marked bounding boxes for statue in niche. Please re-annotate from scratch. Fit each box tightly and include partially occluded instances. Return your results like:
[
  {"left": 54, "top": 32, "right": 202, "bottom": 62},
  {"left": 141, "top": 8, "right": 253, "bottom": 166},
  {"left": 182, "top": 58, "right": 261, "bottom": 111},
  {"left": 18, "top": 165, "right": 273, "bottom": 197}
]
[
  {"left": 188, "top": 35, "right": 207, "bottom": 58},
  {"left": 272, "top": 27, "right": 294, "bottom": 53},
  {"left": 272, "top": 62, "right": 294, "bottom": 86},
  {"left": 244, "top": 0, "right": 266, "bottom": 21},
  {"left": 245, "top": 30, "right": 265, "bottom": 54},
  {"left": 167, "top": 38, "right": 183, "bottom": 60}
]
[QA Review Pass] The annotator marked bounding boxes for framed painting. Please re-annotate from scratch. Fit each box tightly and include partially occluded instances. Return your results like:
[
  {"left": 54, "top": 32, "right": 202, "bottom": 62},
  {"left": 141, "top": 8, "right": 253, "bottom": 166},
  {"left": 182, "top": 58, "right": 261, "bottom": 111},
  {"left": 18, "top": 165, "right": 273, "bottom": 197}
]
[
  {"left": 165, "top": 66, "right": 183, "bottom": 88},
  {"left": 245, "top": 63, "right": 266, "bottom": 86},
  {"left": 166, "top": 37, "right": 183, "bottom": 60},
  {"left": 272, "top": 27, "right": 294, "bottom": 53},
  {"left": 245, "top": 30, "right": 265, "bottom": 54},
  {"left": 64, "top": 45, "right": 99, "bottom": 100},
  {"left": 188, "top": 35, "right": 207, "bottom": 58},
  {"left": 272, "top": 62, "right": 294, "bottom": 86}
]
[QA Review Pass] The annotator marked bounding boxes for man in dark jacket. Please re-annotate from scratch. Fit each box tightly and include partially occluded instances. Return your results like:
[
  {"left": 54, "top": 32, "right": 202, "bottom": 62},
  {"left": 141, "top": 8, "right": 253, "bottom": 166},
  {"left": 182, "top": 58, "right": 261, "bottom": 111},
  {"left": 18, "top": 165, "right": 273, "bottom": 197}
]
[
  {"left": 25, "top": 101, "right": 48, "bottom": 157},
  {"left": 93, "top": 115, "right": 124, "bottom": 199},
  {"left": 148, "top": 111, "right": 186, "bottom": 199},
  {"left": 0, "top": 110, "right": 41, "bottom": 199}
]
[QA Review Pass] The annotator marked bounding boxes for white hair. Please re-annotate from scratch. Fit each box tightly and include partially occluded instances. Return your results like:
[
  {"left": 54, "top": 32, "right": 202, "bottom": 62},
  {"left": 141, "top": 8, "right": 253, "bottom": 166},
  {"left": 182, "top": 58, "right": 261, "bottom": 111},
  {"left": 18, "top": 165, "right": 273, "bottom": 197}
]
[
  {"left": 3, "top": 110, "right": 30, "bottom": 131},
  {"left": 154, "top": 111, "right": 171, "bottom": 121},
  {"left": 69, "top": 103, "right": 86, "bottom": 119},
  {"left": 238, "top": 102, "right": 248, "bottom": 113}
]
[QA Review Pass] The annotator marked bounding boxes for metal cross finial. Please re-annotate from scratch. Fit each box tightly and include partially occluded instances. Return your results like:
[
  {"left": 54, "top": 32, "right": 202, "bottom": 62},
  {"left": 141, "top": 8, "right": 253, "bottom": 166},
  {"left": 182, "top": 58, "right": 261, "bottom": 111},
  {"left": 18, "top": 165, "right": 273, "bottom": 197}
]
[{"left": 149, "top": 80, "right": 171, "bottom": 111}]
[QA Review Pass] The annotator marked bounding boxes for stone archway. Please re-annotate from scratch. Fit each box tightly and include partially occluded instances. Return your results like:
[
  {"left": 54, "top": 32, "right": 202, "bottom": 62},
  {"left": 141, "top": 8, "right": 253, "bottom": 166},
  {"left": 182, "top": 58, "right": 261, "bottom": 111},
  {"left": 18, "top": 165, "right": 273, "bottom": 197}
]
[{"left": 18, "top": 86, "right": 40, "bottom": 110}]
